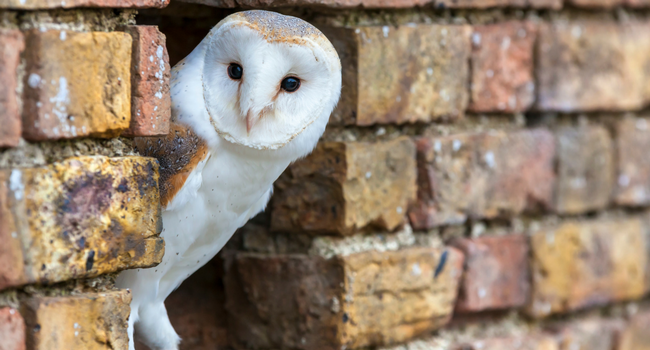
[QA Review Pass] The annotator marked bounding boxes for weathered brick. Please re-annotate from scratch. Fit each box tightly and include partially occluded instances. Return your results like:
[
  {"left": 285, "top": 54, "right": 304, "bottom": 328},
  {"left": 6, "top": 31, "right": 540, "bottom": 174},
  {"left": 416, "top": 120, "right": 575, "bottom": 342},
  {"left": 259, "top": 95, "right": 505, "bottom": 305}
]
[
  {"left": 271, "top": 137, "right": 416, "bottom": 235},
  {"left": 0, "top": 156, "right": 163, "bottom": 291},
  {"left": 455, "top": 335, "right": 559, "bottom": 350},
  {"left": 469, "top": 21, "right": 536, "bottom": 113},
  {"left": 434, "top": 0, "right": 561, "bottom": 8},
  {"left": 537, "top": 21, "right": 650, "bottom": 112},
  {"left": 528, "top": 219, "right": 646, "bottom": 318},
  {"left": 0, "top": 0, "right": 168, "bottom": 9},
  {"left": 0, "top": 307, "right": 25, "bottom": 350},
  {"left": 554, "top": 125, "right": 614, "bottom": 214},
  {"left": 22, "top": 30, "right": 132, "bottom": 141},
  {"left": 450, "top": 234, "right": 529, "bottom": 312},
  {"left": 176, "top": 0, "right": 430, "bottom": 8},
  {"left": 614, "top": 117, "right": 650, "bottom": 206},
  {"left": 0, "top": 29, "right": 24, "bottom": 148},
  {"left": 322, "top": 24, "right": 470, "bottom": 125},
  {"left": 409, "top": 129, "right": 555, "bottom": 229},
  {"left": 619, "top": 311, "right": 650, "bottom": 350},
  {"left": 550, "top": 319, "right": 625, "bottom": 350},
  {"left": 226, "top": 247, "right": 463, "bottom": 350},
  {"left": 121, "top": 26, "right": 171, "bottom": 137},
  {"left": 21, "top": 290, "right": 131, "bottom": 350}
]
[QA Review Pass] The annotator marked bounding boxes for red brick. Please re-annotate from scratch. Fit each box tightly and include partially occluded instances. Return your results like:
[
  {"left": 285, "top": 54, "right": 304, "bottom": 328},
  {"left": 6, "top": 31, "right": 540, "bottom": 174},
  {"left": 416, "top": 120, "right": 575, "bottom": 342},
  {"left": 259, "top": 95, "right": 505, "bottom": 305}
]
[
  {"left": 322, "top": 24, "right": 470, "bottom": 125},
  {"left": 0, "top": 307, "right": 25, "bottom": 350},
  {"left": 271, "top": 137, "right": 416, "bottom": 235},
  {"left": 528, "top": 219, "right": 646, "bottom": 318},
  {"left": 554, "top": 125, "right": 614, "bottom": 214},
  {"left": 434, "top": 0, "right": 561, "bottom": 8},
  {"left": 409, "top": 129, "right": 555, "bottom": 229},
  {"left": 0, "top": 0, "right": 168, "bottom": 9},
  {"left": 0, "top": 156, "right": 163, "bottom": 290},
  {"left": 619, "top": 311, "right": 650, "bottom": 350},
  {"left": 0, "top": 29, "right": 24, "bottom": 148},
  {"left": 536, "top": 21, "right": 650, "bottom": 112},
  {"left": 22, "top": 30, "right": 132, "bottom": 141},
  {"left": 21, "top": 290, "right": 131, "bottom": 350},
  {"left": 614, "top": 116, "right": 650, "bottom": 206},
  {"left": 450, "top": 234, "right": 529, "bottom": 312},
  {"left": 455, "top": 335, "right": 559, "bottom": 350},
  {"left": 469, "top": 21, "right": 536, "bottom": 113},
  {"left": 121, "top": 26, "right": 171, "bottom": 137},
  {"left": 226, "top": 247, "right": 463, "bottom": 349},
  {"left": 566, "top": 0, "right": 620, "bottom": 7}
]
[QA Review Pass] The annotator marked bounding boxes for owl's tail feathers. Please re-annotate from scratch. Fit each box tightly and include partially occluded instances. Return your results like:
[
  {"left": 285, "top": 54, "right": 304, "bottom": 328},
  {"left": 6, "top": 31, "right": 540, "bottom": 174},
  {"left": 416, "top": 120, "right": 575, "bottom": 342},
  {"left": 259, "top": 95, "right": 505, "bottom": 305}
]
[{"left": 135, "top": 301, "right": 181, "bottom": 350}]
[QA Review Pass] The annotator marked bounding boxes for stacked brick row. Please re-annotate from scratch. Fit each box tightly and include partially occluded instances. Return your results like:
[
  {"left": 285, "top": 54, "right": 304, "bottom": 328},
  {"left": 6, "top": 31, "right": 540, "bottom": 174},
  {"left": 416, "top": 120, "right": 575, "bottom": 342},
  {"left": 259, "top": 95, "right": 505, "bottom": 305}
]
[{"left": 0, "top": 3, "right": 174, "bottom": 348}]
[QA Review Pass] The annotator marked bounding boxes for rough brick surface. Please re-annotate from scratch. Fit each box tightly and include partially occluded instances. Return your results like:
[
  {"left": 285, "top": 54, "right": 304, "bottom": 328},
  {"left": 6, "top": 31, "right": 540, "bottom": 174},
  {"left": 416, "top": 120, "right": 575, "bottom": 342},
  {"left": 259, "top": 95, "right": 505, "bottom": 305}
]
[
  {"left": 21, "top": 290, "right": 131, "bottom": 350},
  {"left": 615, "top": 117, "right": 650, "bottom": 206},
  {"left": 226, "top": 247, "right": 464, "bottom": 350},
  {"left": 536, "top": 21, "right": 650, "bottom": 112},
  {"left": 122, "top": 26, "right": 171, "bottom": 137},
  {"left": 0, "top": 156, "right": 163, "bottom": 290},
  {"left": 551, "top": 319, "right": 625, "bottom": 350},
  {"left": 554, "top": 125, "right": 614, "bottom": 214},
  {"left": 271, "top": 137, "right": 416, "bottom": 235},
  {"left": 0, "top": 0, "right": 168, "bottom": 9},
  {"left": 528, "top": 219, "right": 646, "bottom": 318},
  {"left": 450, "top": 234, "right": 529, "bottom": 312},
  {"left": 0, "top": 307, "right": 25, "bottom": 350},
  {"left": 409, "top": 129, "right": 555, "bottom": 229},
  {"left": 322, "top": 24, "right": 470, "bottom": 125},
  {"left": 22, "top": 30, "right": 132, "bottom": 141},
  {"left": 469, "top": 21, "right": 536, "bottom": 113},
  {"left": 434, "top": 0, "right": 561, "bottom": 8},
  {"left": 619, "top": 311, "right": 650, "bottom": 350},
  {"left": 179, "top": 0, "right": 430, "bottom": 8},
  {"left": 0, "top": 29, "right": 24, "bottom": 149},
  {"left": 456, "top": 335, "right": 559, "bottom": 350}
]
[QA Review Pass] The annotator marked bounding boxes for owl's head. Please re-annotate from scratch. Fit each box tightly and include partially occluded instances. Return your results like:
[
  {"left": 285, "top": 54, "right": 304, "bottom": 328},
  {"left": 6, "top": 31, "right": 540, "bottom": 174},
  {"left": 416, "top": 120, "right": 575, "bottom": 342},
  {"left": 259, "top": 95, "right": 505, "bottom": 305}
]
[{"left": 200, "top": 11, "right": 341, "bottom": 150}]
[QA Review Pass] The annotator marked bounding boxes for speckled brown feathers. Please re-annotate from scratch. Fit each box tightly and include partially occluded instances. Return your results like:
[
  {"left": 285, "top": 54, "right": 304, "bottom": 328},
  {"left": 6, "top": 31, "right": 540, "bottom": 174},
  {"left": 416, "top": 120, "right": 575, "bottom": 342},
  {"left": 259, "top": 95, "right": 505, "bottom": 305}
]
[{"left": 134, "top": 122, "right": 209, "bottom": 207}]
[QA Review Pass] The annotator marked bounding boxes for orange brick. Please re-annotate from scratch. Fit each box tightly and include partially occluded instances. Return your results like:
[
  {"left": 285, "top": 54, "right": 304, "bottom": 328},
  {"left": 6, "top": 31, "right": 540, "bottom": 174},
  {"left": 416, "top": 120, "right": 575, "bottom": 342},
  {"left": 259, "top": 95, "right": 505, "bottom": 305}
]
[
  {"left": 176, "top": 0, "right": 430, "bottom": 8},
  {"left": 619, "top": 311, "right": 650, "bottom": 350},
  {"left": 614, "top": 116, "right": 650, "bottom": 206},
  {"left": 0, "top": 29, "right": 24, "bottom": 148},
  {"left": 554, "top": 125, "right": 614, "bottom": 214},
  {"left": 0, "top": 0, "right": 168, "bottom": 9},
  {"left": 0, "top": 307, "right": 25, "bottom": 350},
  {"left": 528, "top": 219, "right": 646, "bottom": 318},
  {"left": 22, "top": 29, "right": 132, "bottom": 141},
  {"left": 469, "top": 21, "right": 537, "bottom": 113},
  {"left": 451, "top": 234, "right": 529, "bottom": 312},
  {"left": 409, "top": 129, "right": 555, "bottom": 229},
  {"left": 226, "top": 247, "right": 463, "bottom": 349},
  {"left": 21, "top": 290, "right": 131, "bottom": 350},
  {"left": 271, "top": 137, "right": 416, "bottom": 235},
  {"left": 322, "top": 24, "right": 470, "bottom": 125},
  {"left": 0, "top": 156, "right": 163, "bottom": 291},
  {"left": 537, "top": 20, "right": 650, "bottom": 112},
  {"left": 121, "top": 26, "right": 171, "bottom": 137}
]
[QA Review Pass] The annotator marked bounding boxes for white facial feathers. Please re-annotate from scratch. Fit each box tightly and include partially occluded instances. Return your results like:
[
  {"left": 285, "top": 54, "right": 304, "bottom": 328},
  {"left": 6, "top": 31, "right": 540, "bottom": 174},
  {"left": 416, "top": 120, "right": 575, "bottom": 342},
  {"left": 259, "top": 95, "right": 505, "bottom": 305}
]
[{"left": 201, "top": 11, "right": 342, "bottom": 150}]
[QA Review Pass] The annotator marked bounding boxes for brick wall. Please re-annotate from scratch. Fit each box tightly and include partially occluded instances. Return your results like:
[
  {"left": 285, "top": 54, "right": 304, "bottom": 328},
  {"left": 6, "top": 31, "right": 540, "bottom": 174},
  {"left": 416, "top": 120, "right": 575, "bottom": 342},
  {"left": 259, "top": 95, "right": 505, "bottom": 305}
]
[{"left": 2, "top": 0, "right": 650, "bottom": 350}]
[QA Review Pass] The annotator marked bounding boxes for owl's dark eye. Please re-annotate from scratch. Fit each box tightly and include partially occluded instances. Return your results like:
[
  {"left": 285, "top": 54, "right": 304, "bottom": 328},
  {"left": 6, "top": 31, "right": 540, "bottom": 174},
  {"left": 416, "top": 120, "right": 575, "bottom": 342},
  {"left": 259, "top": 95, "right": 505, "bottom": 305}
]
[
  {"left": 281, "top": 77, "right": 301, "bottom": 92},
  {"left": 227, "top": 63, "right": 243, "bottom": 80}
]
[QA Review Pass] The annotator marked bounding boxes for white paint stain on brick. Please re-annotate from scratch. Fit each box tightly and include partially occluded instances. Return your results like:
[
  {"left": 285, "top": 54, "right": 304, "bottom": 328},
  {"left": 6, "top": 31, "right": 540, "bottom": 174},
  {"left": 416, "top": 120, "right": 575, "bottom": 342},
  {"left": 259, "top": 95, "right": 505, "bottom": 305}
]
[
  {"left": 9, "top": 170, "right": 24, "bottom": 201},
  {"left": 382, "top": 26, "right": 390, "bottom": 38},
  {"left": 28, "top": 73, "right": 41, "bottom": 88}
]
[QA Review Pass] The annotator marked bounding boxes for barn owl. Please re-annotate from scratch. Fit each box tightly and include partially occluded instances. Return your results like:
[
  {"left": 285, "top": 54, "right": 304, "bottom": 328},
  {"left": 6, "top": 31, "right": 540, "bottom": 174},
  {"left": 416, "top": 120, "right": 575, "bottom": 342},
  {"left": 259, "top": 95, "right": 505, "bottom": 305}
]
[{"left": 116, "top": 10, "right": 341, "bottom": 350}]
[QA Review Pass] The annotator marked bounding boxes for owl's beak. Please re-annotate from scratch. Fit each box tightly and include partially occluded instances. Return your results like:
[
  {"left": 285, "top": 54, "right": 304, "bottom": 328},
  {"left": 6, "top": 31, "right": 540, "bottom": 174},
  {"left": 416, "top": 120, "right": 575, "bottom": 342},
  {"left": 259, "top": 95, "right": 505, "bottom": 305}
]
[{"left": 245, "top": 109, "right": 259, "bottom": 135}]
